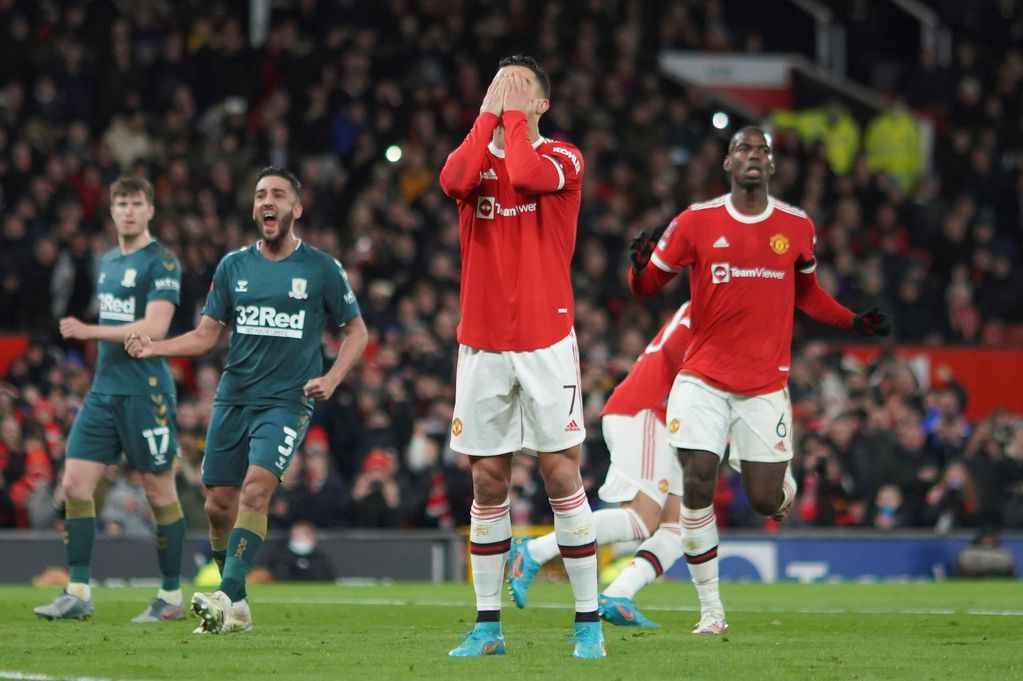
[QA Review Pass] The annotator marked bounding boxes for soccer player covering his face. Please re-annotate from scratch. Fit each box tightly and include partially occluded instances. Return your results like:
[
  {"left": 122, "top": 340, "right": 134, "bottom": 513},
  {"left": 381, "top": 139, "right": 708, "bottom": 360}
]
[
  {"left": 509, "top": 303, "right": 707, "bottom": 630},
  {"left": 439, "top": 55, "right": 604, "bottom": 659},
  {"left": 125, "top": 167, "right": 367, "bottom": 634},
  {"left": 629, "top": 127, "right": 891, "bottom": 633},
  {"left": 34, "top": 177, "right": 186, "bottom": 623}
]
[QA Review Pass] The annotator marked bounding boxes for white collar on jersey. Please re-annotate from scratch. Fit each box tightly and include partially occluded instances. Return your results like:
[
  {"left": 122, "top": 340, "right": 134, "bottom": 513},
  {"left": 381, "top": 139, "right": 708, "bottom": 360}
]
[
  {"left": 488, "top": 136, "right": 546, "bottom": 158},
  {"left": 725, "top": 195, "right": 775, "bottom": 224}
]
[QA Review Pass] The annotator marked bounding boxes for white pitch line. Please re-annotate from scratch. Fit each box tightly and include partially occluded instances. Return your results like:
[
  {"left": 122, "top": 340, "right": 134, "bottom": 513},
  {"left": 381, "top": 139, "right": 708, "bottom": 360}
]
[
  {"left": 251, "top": 596, "right": 1023, "bottom": 617},
  {"left": 0, "top": 672, "right": 156, "bottom": 681}
]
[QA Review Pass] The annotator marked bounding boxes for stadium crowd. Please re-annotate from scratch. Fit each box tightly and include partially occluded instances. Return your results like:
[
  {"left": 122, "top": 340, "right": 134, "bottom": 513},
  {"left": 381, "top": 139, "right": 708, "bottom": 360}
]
[{"left": 1, "top": 0, "right": 1022, "bottom": 537}]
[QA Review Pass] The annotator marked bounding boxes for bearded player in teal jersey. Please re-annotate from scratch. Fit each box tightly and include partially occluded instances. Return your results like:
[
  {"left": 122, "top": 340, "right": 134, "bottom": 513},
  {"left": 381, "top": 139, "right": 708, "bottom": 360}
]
[
  {"left": 34, "top": 176, "right": 186, "bottom": 623},
  {"left": 126, "top": 167, "right": 367, "bottom": 634}
]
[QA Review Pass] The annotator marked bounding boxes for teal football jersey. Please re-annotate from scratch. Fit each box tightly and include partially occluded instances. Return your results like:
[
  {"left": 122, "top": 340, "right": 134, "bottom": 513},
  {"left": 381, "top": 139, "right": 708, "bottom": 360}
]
[
  {"left": 202, "top": 241, "right": 361, "bottom": 406},
  {"left": 92, "top": 240, "right": 181, "bottom": 395}
]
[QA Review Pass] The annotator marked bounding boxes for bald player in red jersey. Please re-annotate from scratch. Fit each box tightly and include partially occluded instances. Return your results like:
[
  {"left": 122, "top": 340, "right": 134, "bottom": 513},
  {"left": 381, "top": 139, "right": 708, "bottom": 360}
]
[
  {"left": 508, "top": 303, "right": 707, "bottom": 629},
  {"left": 439, "top": 55, "right": 603, "bottom": 659},
  {"left": 629, "top": 126, "right": 891, "bottom": 633}
]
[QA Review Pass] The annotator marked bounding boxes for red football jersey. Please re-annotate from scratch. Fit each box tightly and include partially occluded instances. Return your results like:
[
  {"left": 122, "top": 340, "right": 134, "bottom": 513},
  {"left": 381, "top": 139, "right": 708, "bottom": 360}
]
[
  {"left": 439, "top": 111, "right": 584, "bottom": 351},
  {"left": 650, "top": 195, "right": 817, "bottom": 396},
  {"left": 602, "top": 301, "right": 692, "bottom": 423}
]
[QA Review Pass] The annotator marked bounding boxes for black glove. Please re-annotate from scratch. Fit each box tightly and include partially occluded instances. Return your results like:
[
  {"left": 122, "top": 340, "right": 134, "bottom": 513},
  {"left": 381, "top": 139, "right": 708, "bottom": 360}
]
[
  {"left": 852, "top": 307, "right": 892, "bottom": 337},
  {"left": 629, "top": 224, "right": 667, "bottom": 274}
]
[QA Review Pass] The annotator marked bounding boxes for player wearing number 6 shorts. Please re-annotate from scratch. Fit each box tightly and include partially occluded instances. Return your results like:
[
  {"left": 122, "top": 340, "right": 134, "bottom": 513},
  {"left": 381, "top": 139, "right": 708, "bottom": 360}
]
[
  {"left": 34, "top": 177, "right": 186, "bottom": 624},
  {"left": 509, "top": 302, "right": 708, "bottom": 630},
  {"left": 125, "top": 167, "right": 367, "bottom": 634},
  {"left": 629, "top": 127, "right": 891, "bottom": 633}
]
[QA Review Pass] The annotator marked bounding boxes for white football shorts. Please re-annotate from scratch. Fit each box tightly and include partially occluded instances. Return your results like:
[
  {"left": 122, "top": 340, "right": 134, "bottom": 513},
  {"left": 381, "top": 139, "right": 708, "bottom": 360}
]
[
  {"left": 450, "top": 331, "right": 585, "bottom": 456},
  {"left": 665, "top": 374, "right": 793, "bottom": 465},
  {"left": 598, "top": 410, "right": 683, "bottom": 506}
]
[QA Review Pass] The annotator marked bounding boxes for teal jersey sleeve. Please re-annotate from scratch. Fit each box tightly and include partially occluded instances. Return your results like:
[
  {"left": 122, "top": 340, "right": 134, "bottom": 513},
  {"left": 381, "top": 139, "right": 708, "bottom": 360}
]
[
  {"left": 92, "top": 241, "right": 178, "bottom": 396},
  {"left": 202, "top": 251, "right": 239, "bottom": 324},
  {"left": 326, "top": 257, "right": 361, "bottom": 327},
  {"left": 146, "top": 248, "right": 182, "bottom": 304}
]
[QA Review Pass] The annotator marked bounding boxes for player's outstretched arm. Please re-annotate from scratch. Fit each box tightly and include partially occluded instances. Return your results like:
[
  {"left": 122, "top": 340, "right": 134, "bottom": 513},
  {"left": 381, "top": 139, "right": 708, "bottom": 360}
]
[
  {"left": 125, "top": 315, "right": 225, "bottom": 359},
  {"left": 627, "top": 227, "right": 675, "bottom": 298},
  {"left": 60, "top": 300, "right": 176, "bottom": 344},
  {"left": 303, "top": 315, "right": 368, "bottom": 401},
  {"left": 439, "top": 74, "right": 505, "bottom": 199},
  {"left": 793, "top": 263, "right": 861, "bottom": 331}
]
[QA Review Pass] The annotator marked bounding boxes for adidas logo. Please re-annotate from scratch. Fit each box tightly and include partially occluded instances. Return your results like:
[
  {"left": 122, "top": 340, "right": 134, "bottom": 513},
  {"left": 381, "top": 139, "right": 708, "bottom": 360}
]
[
  {"left": 774, "top": 440, "right": 786, "bottom": 452},
  {"left": 713, "top": 236, "right": 730, "bottom": 248},
  {"left": 564, "top": 420, "right": 581, "bottom": 432},
  {"left": 481, "top": 168, "right": 498, "bottom": 180}
]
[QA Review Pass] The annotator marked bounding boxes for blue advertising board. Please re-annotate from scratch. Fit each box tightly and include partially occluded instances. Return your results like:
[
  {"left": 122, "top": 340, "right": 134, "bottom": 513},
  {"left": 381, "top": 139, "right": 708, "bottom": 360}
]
[{"left": 664, "top": 534, "right": 1023, "bottom": 582}]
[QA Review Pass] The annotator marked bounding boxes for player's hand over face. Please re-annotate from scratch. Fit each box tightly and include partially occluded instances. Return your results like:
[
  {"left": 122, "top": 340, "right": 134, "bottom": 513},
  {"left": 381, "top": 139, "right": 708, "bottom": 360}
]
[
  {"left": 124, "top": 333, "right": 154, "bottom": 358},
  {"left": 480, "top": 72, "right": 506, "bottom": 116},
  {"left": 502, "top": 71, "right": 533, "bottom": 113},
  {"left": 303, "top": 376, "right": 339, "bottom": 401},
  {"left": 59, "top": 316, "right": 90, "bottom": 340}
]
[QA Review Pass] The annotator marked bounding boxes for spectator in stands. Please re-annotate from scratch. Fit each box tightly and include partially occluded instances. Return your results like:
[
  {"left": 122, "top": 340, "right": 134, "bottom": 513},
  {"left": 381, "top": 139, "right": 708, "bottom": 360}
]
[
  {"left": 258, "top": 521, "right": 336, "bottom": 582},
  {"left": 100, "top": 470, "right": 154, "bottom": 537},
  {"left": 341, "top": 449, "right": 401, "bottom": 528}
]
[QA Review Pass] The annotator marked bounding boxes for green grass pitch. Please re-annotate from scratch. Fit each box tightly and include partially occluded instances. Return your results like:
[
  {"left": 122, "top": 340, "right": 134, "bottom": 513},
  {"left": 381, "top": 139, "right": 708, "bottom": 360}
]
[{"left": 0, "top": 581, "right": 1019, "bottom": 681}]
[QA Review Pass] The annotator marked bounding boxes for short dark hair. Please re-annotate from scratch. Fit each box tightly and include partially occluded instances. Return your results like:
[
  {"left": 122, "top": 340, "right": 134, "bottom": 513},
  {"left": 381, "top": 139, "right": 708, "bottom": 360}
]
[
  {"left": 256, "top": 166, "right": 302, "bottom": 195},
  {"left": 498, "top": 54, "right": 550, "bottom": 99},
  {"left": 109, "top": 176, "right": 154, "bottom": 205},
  {"left": 728, "top": 126, "right": 770, "bottom": 153}
]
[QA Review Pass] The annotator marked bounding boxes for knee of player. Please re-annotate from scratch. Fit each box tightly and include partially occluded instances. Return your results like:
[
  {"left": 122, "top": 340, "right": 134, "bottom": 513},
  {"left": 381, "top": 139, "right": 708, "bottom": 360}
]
[
  {"left": 748, "top": 492, "right": 782, "bottom": 517},
  {"left": 203, "top": 494, "right": 234, "bottom": 521},
  {"left": 61, "top": 474, "right": 93, "bottom": 501}
]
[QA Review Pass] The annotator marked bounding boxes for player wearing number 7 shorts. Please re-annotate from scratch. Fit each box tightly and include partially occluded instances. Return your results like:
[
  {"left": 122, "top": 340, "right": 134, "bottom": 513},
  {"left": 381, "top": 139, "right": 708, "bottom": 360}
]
[
  {"left": 509, "top": 302, "right": 703, "bottom": 630},
  {"left": 34, "top": 177, "right": 187, "bottom": 624},
  {"left": 125, "top": 167, "right": 367, "bottom": 634}
]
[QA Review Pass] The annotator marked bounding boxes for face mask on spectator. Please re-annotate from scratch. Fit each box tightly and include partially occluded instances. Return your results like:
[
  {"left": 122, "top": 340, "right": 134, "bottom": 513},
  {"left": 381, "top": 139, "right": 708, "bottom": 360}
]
[{"left": 289, "top": 539, "right": 315, "bottom": 556}]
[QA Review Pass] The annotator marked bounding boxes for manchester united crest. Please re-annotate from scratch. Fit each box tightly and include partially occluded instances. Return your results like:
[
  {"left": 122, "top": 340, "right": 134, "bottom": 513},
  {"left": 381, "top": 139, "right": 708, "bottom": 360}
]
[
  {"left": 669, "top": 418, "right": 680, "bottom": 434},
  {"left": 658, "top": 479, "right": 669, "bottom": 494},
  {"left": 769, "top": 233, "right": 790, "bottom": 255},
  {"left": 451, "top": 418, "right": 463, "bottom": 437}
]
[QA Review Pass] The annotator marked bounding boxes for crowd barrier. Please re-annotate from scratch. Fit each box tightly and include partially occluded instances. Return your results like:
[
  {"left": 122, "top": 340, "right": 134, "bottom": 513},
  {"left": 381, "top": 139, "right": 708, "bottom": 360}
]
[{"left": 1, "top": 529, "right": 1019, "bottom": 584}]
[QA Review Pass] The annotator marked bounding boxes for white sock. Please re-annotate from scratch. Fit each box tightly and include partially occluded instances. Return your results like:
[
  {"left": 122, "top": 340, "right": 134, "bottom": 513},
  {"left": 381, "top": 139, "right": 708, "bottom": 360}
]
[
  {"left": 469, "top": 499, "right": 511, "bottom": 615},
  {"left": 157, "top": 588, "right": 182, "bottom": 605},
  {"left": 681, "top": 505, "right": 724, "bottom": 616},
  {"left": 595, "top": 507, "right": 650, "bottom": 545},
  {"left": 551, "top": 488, "right": 598, "bottom": 614},
  {"left": 66, "top": 582, "right": 91, "bottom": 601},
  {"left": 604, "top": 522, "right": 683, "bottom": 599},
  {"left": 526, "top": 532, "right": 560, "bottom": 565},
  {"left": 528, "top": 507, "right": 648, "bottom": 566},
  {"left": 777, "top": 465, "right": 798, "bottom": 515}
]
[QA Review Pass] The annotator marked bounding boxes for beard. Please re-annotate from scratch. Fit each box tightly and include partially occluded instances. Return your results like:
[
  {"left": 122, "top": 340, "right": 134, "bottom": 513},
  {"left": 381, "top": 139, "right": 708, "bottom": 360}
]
[{"left": 260, "top": 210, "right": 295, "bottom": 244}]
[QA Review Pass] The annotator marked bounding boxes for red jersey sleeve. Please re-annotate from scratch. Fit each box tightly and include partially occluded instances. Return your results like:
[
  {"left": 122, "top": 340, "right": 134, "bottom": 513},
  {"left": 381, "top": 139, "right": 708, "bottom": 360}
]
[
  {"left": 628, "top": 212, "right": 693, "bottom": 298},
  {"left": 439, "top": 112, "right": 500, "bottom": 200},
  {"left": 794, "top": 218, "right": 855, "bottom": 330},
  {"left": 502, "top": 111, "right": 582, "bottom": 194}
]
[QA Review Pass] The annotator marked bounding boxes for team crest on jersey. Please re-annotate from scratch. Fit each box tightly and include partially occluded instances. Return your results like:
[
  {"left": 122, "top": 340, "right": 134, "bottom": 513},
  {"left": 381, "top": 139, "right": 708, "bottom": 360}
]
[
  {"left": 451, "top": 418, "right": 463, "bottom": 437},
  {"left": 769, "top": 234, "right": 790, "bottom": 255},
  {"left": 669, "top": 419, "right": 680, "bottom": 433},
  {"left": 120, "top": 268, "right": 137, "bottom": 288},
  {"left": 658, "top": 479, "right": 669, "bottom": 494},
  {"left": 288, "top": 278, "right": 308, "bottom": 299},
  {"left": 476, "top": 196, "right": 495, "bottom": 220}
]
